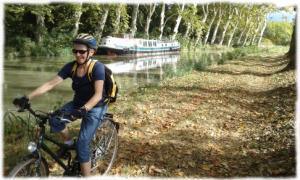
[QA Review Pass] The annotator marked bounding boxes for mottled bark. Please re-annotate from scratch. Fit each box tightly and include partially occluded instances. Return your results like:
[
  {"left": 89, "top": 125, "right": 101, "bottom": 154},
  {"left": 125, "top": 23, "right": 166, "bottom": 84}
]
[
  {"left": 219, "top": 7, "right": 233, "bottom": 45},
  {"left": 159, "top": 3, "right": 165, "bottom": 40},
  {"left": 72, "top": 3, "right": 82, "bottom": 37},
  {"left": 113, "top": 5, "right": 122, "bottom": 34},
  {"left": 184, "top": 4, "right": 197, "bottom": 38},
  {"left": 242, "top": 23, "right": 253, "bottom": 46},
  {"left": 203, "top": 5, "right": 217, "bottom": 45},
  {"left": 195, "top": 4, "right": 209, "bottom": 45},
  {"left": 95, "top": 7, "right": 109, "bottom": 43},
  {"left": 171, "top": 4, "right": 185, "bottom": 40},
  {"left": 145, "top": 4, "right": 156, "bottom": 39},
  {"left": 285, "top": 11, "right": 296, "bottom": 70},
  {"left": 236, "top": 16, "right": 249, "bottom": 45},
  {"left": 227, "top": 22, "right": 238, "bottom": 47},
  {"left": 210, "top": 6, "right": 223, "bottom": 44},
  {"left": 130, "top": 4, "right": 139, "bottom": 38},
  {"left": 249, "top": 16, "right": 261, "bottom": 45},
  {"left": 257, "top": 15, "right": 267, "bottom": 46},
  {"left": 35, "top": 14, "right": 45, "bottom": 44}
]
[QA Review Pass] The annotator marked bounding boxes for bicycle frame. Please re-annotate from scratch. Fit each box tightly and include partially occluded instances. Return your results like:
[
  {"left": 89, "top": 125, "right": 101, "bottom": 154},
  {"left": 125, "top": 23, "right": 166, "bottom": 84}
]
[
  {"left": 27, "top": 108, "right": 77, "bottom": 174},
  {"left": 9, "top": 106, "right": 119, "bottom": 176}
]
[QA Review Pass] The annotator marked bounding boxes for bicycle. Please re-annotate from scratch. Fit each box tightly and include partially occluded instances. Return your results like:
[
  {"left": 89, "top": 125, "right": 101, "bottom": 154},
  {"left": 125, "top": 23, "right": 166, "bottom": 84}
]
[{"left": 6, "top": 104, "right": 119, "bottom": 177}]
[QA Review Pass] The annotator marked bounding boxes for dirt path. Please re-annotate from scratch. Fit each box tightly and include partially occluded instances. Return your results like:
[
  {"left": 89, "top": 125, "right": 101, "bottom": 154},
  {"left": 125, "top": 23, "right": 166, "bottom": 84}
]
[{"left": 111, "top": 54, "right": 296, "bottom": 177}]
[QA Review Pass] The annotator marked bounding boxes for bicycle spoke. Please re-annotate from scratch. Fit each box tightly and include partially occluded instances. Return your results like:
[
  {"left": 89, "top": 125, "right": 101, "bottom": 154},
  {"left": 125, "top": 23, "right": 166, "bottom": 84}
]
[{"left": 90, "top": 120, "right": 118, "bottom": 175}]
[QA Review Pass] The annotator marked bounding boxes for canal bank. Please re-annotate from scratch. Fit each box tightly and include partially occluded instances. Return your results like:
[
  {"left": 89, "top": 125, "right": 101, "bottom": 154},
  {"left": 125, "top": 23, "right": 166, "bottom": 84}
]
[{"left": 107, "top": 51, "right": 295, "bottom": 177}]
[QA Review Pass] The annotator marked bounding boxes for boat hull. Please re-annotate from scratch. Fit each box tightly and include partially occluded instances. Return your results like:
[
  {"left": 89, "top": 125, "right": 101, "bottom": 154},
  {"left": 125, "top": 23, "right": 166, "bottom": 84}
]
[{"left": 97, "top": 46, "right": 180, "bottom": 56}]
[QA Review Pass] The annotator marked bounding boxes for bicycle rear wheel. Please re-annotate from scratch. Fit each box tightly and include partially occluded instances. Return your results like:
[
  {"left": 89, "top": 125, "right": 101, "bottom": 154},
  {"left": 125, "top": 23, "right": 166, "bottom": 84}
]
[
  {"left": 8, "top": 157, "right": 49, "bottom": 177},
  {"left": 90, "top": 119, "right": 118, "bottom": 175}
]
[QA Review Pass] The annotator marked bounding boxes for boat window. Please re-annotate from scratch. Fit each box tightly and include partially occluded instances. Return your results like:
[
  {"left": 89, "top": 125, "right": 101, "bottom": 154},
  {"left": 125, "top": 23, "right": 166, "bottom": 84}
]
[
  {"left": 153, "top": 42, "right": 157, "bottom": 46},
  {"left": 143, "top": 41, "right": 147, "bottom": 47},
  {"left": 148, "top": 41, "right": 152, "bottom": 47}
]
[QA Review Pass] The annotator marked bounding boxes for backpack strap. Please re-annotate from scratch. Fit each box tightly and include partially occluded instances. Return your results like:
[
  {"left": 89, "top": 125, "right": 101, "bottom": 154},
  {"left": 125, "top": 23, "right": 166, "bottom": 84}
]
[
  {"left": 71, "top": 61, "right": 78, "bottom": 78},
  {"left": 71, "top": 60, "right": 97, "bottom": 81},
  {"left": 87, "top": 60, "right": 97, "bottom": 82},
  {"left": 110, "top": 75, "right": 117, "bottom": 97}
]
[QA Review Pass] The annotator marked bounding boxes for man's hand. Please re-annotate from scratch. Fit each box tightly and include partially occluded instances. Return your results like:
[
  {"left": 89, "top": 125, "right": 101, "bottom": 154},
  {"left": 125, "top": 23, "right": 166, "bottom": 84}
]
[
  {"left": 13, "top": 96, "right": 30, "bottom": 111},
  {"left": 70, "top": 107, "right": 87, "bottom": 120}
]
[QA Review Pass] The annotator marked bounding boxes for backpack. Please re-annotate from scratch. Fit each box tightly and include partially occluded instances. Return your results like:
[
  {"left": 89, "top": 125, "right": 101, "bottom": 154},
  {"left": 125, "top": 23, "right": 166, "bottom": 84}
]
[{"left": 71, "top": 59, "right": 118, "bottom": 104}]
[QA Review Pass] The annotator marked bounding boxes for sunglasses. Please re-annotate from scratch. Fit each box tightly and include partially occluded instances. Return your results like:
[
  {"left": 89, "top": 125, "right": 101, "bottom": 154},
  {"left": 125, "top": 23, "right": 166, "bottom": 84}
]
[{"left": 72, "top": 49, "right": 88, "bottom": 54}]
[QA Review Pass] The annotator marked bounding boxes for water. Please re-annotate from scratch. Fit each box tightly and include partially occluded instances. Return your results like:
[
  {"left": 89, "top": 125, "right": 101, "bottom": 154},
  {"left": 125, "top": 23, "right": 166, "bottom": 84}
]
[{"left": 3, "top": 51, "right": 225, "bottom": 110}]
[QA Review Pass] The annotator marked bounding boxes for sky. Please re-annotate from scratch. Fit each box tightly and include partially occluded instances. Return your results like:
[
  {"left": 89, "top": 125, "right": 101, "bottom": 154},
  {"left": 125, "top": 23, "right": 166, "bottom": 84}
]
[{"left": 267, "top": 10, "right": 296, "bottom": 22}]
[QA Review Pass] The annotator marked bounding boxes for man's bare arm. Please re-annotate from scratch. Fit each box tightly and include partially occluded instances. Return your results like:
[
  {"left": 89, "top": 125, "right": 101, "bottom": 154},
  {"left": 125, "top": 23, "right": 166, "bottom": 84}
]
[{"left": 27, "top": 75, "right": 64, "bottom": 100}]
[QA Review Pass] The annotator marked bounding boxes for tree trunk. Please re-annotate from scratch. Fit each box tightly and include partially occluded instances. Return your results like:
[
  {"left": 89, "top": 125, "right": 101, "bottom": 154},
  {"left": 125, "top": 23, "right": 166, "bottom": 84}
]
[
  {"left": 218, "top": 5, "right": 233, "bottom": 45},
  {"left": 227, "top": 22, "right": 238, "bottom": 47},
  {"left": 236, "top": 30, "right": 245, "bottom": 45},
  {"left": 249, "top": 17, "right": 260, "bottom": 45},
  {"left": 210, "top": 7, "right": 223, "bottom": 44},
  {"left": 130, "top": 4, "right": 139, "bottom": 38},
  {"left": 218, "top": 21, "right": 229, "bottom": 45},
  {"left": 218, "top": 11, "right": 233, "bottom": 45},
  {"left": 203, "top": 6, "right": 217, "bottom": 45},
  {"left": 145, "top": 4, "right": 156, "bottom": 39},
  {"left": 171, "top": 4, "right": 185, "bottom": 40},
  {"left": 242, "top": 23, "right": 252, "bottom": 46},
  {"left": 159, "top": 3, "right": 165, "bottom": 40},
  {"left": 257, "top": 15, "right": 267, "bottom": 46},
  {"left": 95, "top": 7, "right": 109, "bottom": 43},
  {"left": 184, "top": 4, "right": 197, "bottom": 38},
  {"left": 72, "top": 3, "right": 82, "bottom": 37},
  {"left": 35, "top": 14, "right": 45, "bottom": 44},
  {"left": 202, "top": 4, "right": 209, "bottom": 22},
  {"left": 113, "top": 4, "right": 122, "bottom": 34},
  {"left": 284, "top": 10, "right": 296, "bottom": 70},
  {"left": 236, "top": 16, "right": 250, "bottom": 45},
  {"left": 195, "top": 4, "right": 209, "bottom": 45}
]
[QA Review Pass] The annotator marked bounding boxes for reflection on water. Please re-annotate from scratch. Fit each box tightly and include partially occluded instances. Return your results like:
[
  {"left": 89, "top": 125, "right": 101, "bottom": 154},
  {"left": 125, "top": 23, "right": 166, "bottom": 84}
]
[
  {"left": 106, "top": 54, "right": 178, "bottom": 74},
  {"left": 3, "top": 51, "right": 226, "bottom": 110}
]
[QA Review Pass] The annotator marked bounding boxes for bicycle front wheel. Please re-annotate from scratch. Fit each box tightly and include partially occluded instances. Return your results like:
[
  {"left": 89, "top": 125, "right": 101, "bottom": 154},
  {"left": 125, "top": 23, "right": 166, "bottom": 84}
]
[
  {"left": 8, "top": 157, "right": 49, "bottom": 177},
  {"left": 91, "top": 119, "right": 118, "bottom": 175}
]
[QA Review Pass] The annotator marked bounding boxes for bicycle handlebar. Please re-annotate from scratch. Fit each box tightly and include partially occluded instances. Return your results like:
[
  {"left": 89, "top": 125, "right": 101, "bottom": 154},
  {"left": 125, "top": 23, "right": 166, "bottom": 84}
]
[{"left": 16, "top": 104, "right": 72, "bottom": 124}]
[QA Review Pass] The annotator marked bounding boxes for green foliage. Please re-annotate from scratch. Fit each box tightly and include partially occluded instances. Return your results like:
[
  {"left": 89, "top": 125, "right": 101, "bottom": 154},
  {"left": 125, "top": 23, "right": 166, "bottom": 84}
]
[
  {"left": 5, "top": 32, "right": 72, "bottom": 58},
  {"left": 49, "top": 3, "right": 81, "bottom": 32},
  {"left": 4, "top": 3, "right": 290, "bottom": 58},
  {"left": 264, "top": 22, "right": 293, "bottom": 45},
  {"left": 109, "top": 4, "right": 129, "bottom": 34}
]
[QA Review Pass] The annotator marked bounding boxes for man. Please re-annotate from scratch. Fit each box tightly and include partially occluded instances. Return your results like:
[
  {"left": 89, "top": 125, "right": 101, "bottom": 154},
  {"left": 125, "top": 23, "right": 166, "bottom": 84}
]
[{"left": 13, "top": 33, "right": 107, "bottom": 176}]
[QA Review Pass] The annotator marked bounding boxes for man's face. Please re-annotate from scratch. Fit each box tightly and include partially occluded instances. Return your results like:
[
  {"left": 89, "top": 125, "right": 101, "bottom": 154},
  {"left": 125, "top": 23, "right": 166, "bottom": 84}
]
[{"left": 73, "top": 44, "right": 89, "bottom": 64}]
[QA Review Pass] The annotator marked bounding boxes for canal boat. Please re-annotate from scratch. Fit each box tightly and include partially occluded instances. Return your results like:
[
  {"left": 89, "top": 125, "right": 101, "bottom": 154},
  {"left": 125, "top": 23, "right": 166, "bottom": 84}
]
[{"left": 97, "top": 34, "right": 180, "bottom": 56}]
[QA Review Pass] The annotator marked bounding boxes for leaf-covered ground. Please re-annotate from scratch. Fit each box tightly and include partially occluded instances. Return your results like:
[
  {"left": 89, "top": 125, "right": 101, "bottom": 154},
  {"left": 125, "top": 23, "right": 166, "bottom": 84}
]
[
  {"left": 5, "top": 52, "right": 295, "bottom": 177},
  {"left": 109, "top": 53, "right": 296, "bottom": 177}
]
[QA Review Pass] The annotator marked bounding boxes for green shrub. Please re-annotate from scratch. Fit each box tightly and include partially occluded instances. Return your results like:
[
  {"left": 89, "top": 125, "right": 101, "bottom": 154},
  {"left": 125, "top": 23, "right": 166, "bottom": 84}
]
[
  {"left": 261, "top": 38, "right": 274, "bottom": 46},
  {"left": 5, "top": 47, "right": 18, "bottom": 59},
  {"left": 264, "top": 22, "right": 293, "bottom": 46},
  {"left": 5, "top": 32, "right": 73, "bottom": 57},
  {"left": 194, "top": 60, "right": 207, "bottom": 71}
]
